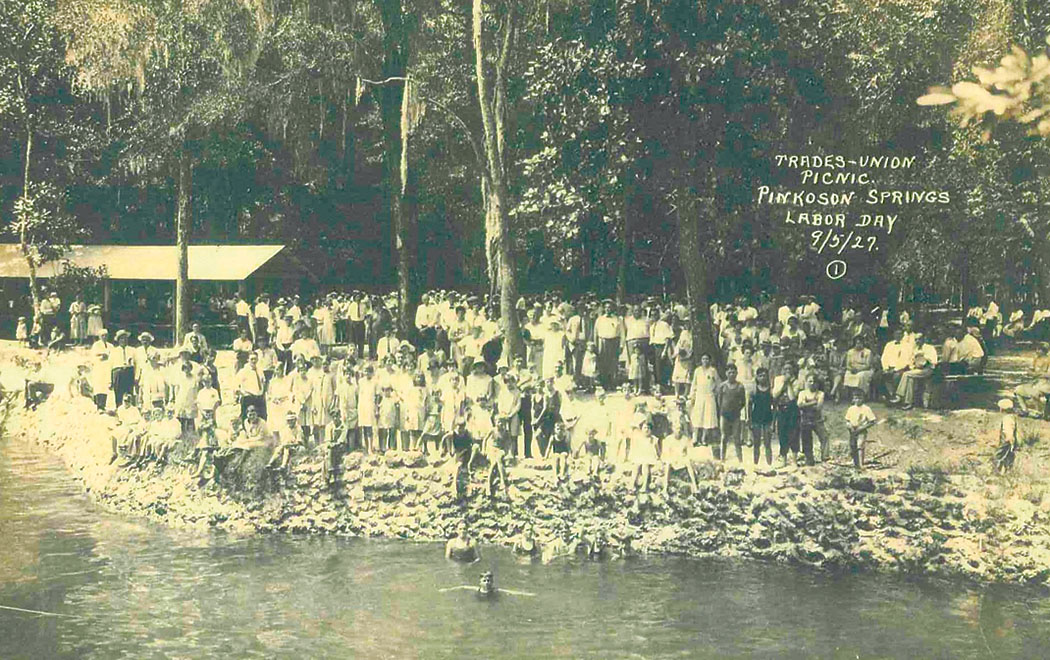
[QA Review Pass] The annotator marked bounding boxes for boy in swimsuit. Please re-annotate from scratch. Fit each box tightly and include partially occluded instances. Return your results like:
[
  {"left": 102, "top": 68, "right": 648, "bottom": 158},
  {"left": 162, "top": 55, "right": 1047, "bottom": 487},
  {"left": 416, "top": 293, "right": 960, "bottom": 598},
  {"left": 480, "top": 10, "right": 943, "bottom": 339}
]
[{"left": 439, "top": 571, "right": 535, "bottom": 598}]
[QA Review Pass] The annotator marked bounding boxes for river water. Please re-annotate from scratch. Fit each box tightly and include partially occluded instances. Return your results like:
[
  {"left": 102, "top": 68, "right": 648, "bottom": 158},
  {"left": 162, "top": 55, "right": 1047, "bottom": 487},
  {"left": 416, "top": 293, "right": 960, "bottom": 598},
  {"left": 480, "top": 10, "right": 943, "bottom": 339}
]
[{"left": 2, "top": 433, "right": 1050, "bottom": 659}]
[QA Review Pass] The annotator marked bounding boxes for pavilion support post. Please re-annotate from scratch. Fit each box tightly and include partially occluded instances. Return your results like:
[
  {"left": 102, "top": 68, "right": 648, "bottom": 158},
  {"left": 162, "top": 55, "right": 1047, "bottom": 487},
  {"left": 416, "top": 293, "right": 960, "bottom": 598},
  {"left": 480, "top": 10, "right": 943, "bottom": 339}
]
[{"left": 103, "top": 279, "right": 111, "bottom": 316}]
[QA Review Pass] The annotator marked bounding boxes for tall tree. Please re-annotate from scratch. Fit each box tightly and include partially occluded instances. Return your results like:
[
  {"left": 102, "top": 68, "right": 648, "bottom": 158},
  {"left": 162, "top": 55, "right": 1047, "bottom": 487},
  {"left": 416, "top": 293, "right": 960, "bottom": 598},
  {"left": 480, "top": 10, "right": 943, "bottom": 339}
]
[
  {"left": 473, "top": 0, "right": 524, "bottom": 361},
  {"left": 0, "top": 0, "right": 83, "bottom": 325},
  {"left": 57, "top": 0, "right": 274, "bottom": 342}
]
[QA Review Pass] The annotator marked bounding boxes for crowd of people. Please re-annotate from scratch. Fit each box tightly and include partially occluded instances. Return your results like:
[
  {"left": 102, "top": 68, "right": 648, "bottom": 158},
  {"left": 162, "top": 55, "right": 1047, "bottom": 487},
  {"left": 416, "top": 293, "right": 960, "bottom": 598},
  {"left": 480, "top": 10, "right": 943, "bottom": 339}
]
[{"left": 22, "top": 286, "right": 1050, "bottom": 499}]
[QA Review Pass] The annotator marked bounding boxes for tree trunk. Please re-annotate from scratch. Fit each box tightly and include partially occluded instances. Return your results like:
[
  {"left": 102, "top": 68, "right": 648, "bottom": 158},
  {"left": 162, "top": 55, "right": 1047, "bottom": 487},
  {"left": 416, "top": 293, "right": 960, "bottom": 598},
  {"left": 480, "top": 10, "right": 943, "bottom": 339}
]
[
  {"left": 1036, "top": 235, "right": 1050, "bottom": 309},
  {"left": 174, "top": 150, "right": 193, "bottom": 345},
  {"left": 395, "top": 77, "right": 420, "bottom": 339},
  {"left": 473, "top": 0, "right": 524, "bottom": 361},
  {"left": 676, "top": 194, "right": 723, "bottom": 374},
  {"left": 377, "top": 0, "right": 417, "bottom": 330},
  {"left": 19, "top": 124, "right": 40, "bottom": 327},
  {"left": 616, "top": 211, "right": 629, "bottom": 304}
]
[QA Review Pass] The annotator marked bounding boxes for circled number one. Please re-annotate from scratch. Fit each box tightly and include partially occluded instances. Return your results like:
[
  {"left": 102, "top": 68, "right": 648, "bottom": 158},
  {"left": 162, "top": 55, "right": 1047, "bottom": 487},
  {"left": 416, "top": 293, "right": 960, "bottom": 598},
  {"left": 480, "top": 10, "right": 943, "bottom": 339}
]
[{"left": 826, "top": 260, "right": 847, "bottom": 280}]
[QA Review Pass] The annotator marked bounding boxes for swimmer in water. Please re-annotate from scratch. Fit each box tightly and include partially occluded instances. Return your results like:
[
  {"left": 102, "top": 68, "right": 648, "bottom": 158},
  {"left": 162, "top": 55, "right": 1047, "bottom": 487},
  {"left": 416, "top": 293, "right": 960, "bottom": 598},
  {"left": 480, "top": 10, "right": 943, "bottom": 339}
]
[
  {"left": 439, "top": 571, "right": 535, "bottom": 598},
  {"left": 512, "top": 523, "right": 539, "bottom": 558},
  {"left": 445, "top": 522, "right": 481, "bottom": 563}
]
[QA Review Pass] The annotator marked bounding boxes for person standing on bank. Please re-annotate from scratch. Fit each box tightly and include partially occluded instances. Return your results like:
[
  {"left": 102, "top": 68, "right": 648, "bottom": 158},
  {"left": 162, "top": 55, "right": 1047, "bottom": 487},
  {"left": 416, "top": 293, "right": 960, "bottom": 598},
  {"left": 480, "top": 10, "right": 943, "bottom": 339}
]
[
  {"left": 689, "top": 353, "right": 720, "bottom": 448},
  {"left": 624, "top": 304, "right": 651, "bottom": 395},
  {"left": 797, "top": 373, "right": 830, "bottom": 465},
  {"left": 91, "top": 329, "right": 114, "bottom": 411},
  {"left": 236, "top": 351, "right": 267, "bottom": 421},
  {"left": 111, "top": 330, "right": 136, "bottom": 408},
  {"left": 716, "top": 364, "right": 746, "bottom": 462},
  {"left": 69, "top": 294, "right": 87, "bottom": 346},
  {"left": 595, "top": 301, "right": 623, "bottom": 391}
]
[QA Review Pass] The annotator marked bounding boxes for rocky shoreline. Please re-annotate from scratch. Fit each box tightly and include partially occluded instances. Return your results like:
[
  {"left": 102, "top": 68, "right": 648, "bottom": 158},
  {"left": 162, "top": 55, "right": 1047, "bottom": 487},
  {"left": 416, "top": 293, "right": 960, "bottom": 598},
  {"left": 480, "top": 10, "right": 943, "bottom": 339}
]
[{"left": 9, "top": 393, "right": 1050, "bottom": 587}]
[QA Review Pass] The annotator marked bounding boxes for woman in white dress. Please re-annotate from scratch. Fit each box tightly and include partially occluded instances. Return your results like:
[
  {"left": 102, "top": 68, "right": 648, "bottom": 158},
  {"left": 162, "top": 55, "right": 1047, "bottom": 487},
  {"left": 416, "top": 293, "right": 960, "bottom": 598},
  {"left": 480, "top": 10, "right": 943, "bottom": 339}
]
[
  {"left": 689, "top": 353, "right": 720, "bottom": 446},
  {"left": 542, "top": 319, "right": 569, "bottom": 381},
  {"left": 69, "top": 295, "right": 87, "bottom": 344},
  {"left": 357, "top": 365, "right": 378, "bottom": 453},
  {"left": 313, "top": 304, "right": 336, "bottom": 350},
  {"left": 671, "top": 325, "right": 693, "bottom": 397},
  {"left": 399, "top": 372, "right": 425, "bottom": 451}
]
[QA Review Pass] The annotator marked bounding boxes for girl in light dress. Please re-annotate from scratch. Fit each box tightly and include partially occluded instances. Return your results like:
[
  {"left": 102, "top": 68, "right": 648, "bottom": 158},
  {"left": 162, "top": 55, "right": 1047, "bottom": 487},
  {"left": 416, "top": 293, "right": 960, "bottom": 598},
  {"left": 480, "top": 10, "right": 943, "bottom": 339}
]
[
  {"left": 313, "top": 303, "right": 337, "bottom": 351},
  {"left": 377, "top": 383, "right": 400, "bottom": 453},
  {"left": 15, "top": 316, "right": 28, "bottom": 346},
  {"left": 86, "top": 304, "right": 105, "bottom": 340},
  {"left": 399, "top": 373, "right": 426, "bottom": 451},
  {"left": 420, "top": 383, "right": 443, "bottom": 455},
  {"left": 689, "top": 353, "right": 720, "bottom": 447},
  {"left": 357, "top": 365, "right": 378, "bottom": 454},
  {"left": 672, "top": 326, "right": 693, "bottom": 397},
  {"left": 579, "top": 342, "right": 598, "bottom": 392},
  {"left": 662, "top": 400, "right": 698, "bottom": 495}
]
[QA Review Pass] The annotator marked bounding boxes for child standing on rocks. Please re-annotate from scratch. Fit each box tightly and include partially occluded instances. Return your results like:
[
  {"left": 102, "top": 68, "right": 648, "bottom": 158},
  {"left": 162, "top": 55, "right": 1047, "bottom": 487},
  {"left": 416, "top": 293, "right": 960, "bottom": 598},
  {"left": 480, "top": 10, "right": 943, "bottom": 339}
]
[
  {"left": 716, "top": 364, "right": 746, "bottom": 463},
  {"left": 377, "top": 383, "right": 399, "bottom": 453},
  {"left": 357, "top": 364, "right": 377, "bottom": 454},
  {"left": 844, "top": 390, "right": 877, "bottom": 469},
  {"left": 749, "top": 367, "right": 774, "bottom": 467}
]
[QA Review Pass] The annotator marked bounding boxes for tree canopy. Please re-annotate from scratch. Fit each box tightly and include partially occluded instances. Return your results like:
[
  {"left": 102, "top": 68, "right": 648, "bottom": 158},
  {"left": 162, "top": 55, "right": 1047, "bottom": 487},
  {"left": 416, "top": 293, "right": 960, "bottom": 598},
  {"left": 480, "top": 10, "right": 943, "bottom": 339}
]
[{"left": 0, "top": 0, "right": 1047, "bottom": 331}]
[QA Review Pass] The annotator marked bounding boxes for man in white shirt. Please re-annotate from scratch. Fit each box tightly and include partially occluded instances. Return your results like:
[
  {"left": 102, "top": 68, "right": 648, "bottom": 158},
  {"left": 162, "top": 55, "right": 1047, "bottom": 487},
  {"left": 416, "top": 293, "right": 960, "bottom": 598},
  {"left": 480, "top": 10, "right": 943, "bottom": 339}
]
[
  {"left": 376, "top": 326, "right": 400, "bottom": 363},
  {"left": 286, "top": 295, "right": 303, "bottom": 323},
  {"left": 414, "top": 294, "right": 434, "bottom": 330},
  {"left": 649, "top": 311, "right": 674, "bottom": 393},
  {"left": 235, "top": 351, "right": 268, "bottom": 420},
  {"left": 111, "top": 329, "right": 137, "bottom": 407},
  {"left": 982, "top": 297, "right": 1000, "bottom": 355},
  {"left": 254, "top": 295, "right": 272, "bottom": 343},
  {"left": 736, "top": 300, "right": 758, "bottom": 323},
  {"left": 800, "top": 295, "right": 821, "bottom": 322},
  {"left": 594, "top": 301, "right": 624, "bottom": 391},
  {"left": 894, "top": 333, "right": 938, "bottom": 409},
  {"left": 880, "top": 327, "right": 912, "bottom": 399},
  {"left": 182, "top": 322, "right": 210, "bottom": 358},
  {"left": 945, "top": 324, "right": 985, "bottom": 375},
  {"left": 776, "top": 297, "right": 795, "bottom": 328}
]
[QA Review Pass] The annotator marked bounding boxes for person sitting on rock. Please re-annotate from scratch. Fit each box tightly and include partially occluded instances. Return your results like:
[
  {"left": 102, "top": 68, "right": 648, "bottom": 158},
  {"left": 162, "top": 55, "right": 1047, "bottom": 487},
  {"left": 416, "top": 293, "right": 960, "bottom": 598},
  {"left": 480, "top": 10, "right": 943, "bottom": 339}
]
[
  {"left": 112, "top": 395, "right": 146, "bottom": 465},
  {"left": 1013, "top": 372, "right": 1050, "bottom": 419},
  {"left": 545, "top": 420, "right": 572, "bottom": 483},
  {"left": 573, "top": 426, "right": 604, "bottom": 480},
  {"left": 627, "top": 404, "right": 659, "bottom": 492},
  {"left": 268, "top": 410, "right": 304, "bottom": 473},
  {"left": 224, "top": 404, "right": 272, "bottom": 475},
  {"left": 445, "top": 522, "right": 481, "bottom": 563},
  {"left": 148, "top": 407, "right": 183, "bottom": 466},
  {"left": 661, "top": 404, "right": 698, "bottom": 495}
]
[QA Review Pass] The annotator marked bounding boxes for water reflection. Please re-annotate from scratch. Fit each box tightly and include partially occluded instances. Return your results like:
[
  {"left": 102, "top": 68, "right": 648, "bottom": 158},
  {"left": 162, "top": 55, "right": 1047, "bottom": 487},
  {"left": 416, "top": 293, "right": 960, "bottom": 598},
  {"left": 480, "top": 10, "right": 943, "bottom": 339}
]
[{"left": 2, "top": 432, "right": 1050, "bottom": 659}]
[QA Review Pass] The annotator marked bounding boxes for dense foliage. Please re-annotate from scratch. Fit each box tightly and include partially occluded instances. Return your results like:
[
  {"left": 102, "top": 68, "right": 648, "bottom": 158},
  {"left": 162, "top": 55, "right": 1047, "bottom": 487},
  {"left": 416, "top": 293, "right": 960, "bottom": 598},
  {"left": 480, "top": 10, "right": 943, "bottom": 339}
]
[{"left": 0, "top": 0, "right": 1048, "bottom": 318}]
